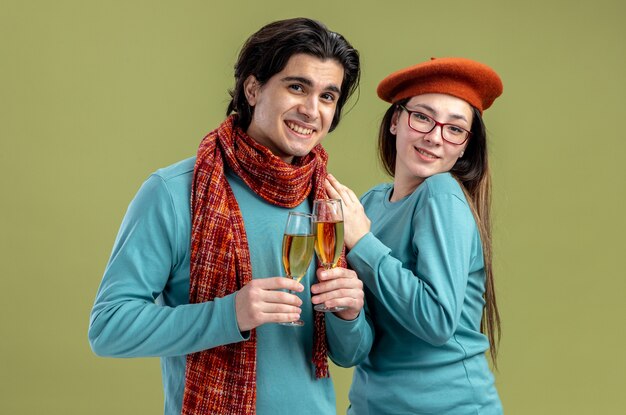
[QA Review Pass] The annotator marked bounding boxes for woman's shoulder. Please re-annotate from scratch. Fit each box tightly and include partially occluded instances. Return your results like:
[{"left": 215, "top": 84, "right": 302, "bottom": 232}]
[
  {"left": 360, "top": 182, "right": 392, "bottom": 202},
  {"left": 414, "top": 173, "right": 470, "bottom": 211},
  {"left": 422, "top": 173, "right": 465, "bottom": 198}
]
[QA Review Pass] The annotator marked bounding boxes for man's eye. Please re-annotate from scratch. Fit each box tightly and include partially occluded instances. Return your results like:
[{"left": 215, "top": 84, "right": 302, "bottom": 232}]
[
  {"left": 321, "top": 93, "right": 336, "bottom": 102},
  {"left": 289, "top": 84, "right": 304, "bottom": 92}
]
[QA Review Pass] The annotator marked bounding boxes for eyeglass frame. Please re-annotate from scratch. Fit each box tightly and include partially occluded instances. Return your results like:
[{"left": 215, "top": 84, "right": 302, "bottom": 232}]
[{"left": 397, "top": 104, "right": 472, "bottom": 146}]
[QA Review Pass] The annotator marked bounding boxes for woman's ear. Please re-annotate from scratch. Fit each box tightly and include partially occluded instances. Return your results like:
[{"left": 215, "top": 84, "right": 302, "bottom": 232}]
[{"left": 390, "top": 109, "right": 400, "bottom": 135}]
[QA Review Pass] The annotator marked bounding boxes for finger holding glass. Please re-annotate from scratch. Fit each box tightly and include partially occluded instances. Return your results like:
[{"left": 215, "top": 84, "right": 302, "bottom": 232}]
[
  {"left": 312, "top": 198, "right": 347, "bottom": 312},
  {"left": 311, "top": 266, "right": 364, "bottom": 321},
  {"left": 280, "top": 212, "right": 315, "bottom": 326},
  {"left": 324, "top": 174, "right": 371, "bottom": 250}
]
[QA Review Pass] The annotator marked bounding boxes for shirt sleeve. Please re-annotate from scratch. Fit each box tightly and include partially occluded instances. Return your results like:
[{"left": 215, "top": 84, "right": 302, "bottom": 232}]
[
  {"left": 88, "top": 175, "right": 247, "bottom": 358},
  {"left": 346, "top": 193, "right": 476, "bottom": 346},
  {"left": 324, "top": 305, "right": 374, "bottom": 367}
]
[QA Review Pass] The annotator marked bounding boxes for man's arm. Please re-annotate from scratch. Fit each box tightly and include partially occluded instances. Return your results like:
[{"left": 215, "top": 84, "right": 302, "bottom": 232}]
[
  {"left": 88, "top": 175, "right": 248, "bottom": 357},
  {"left": 88, "top": 174, "right": 307, "bottom": 357}
]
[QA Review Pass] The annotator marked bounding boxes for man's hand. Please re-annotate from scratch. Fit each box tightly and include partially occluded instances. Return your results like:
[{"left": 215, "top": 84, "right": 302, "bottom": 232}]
[
  {"left": 235, "top": 277, "right": 304, "bottom": 332},
  {"left": 311, "top": 267, "right": 364, "bottom": 321}
]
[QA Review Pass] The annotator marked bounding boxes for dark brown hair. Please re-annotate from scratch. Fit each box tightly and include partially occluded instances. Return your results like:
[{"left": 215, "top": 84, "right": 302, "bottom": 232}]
[
  {"left": 378, "top": 102, "right": 501, "bottom": 365},
  {"left": 227, "top": 17, "right": 360, "bottom": 132}
]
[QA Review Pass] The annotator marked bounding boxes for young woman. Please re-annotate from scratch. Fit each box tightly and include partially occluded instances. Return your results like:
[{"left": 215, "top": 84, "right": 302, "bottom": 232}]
[{"left": 325, "top": 57, "right": 504, "bottom": 414}]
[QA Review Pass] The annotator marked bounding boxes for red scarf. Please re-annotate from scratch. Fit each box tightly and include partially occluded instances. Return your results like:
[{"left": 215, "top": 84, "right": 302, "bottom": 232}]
[{"left": 182, "top": 115, "right": 330, "bottom": 414}]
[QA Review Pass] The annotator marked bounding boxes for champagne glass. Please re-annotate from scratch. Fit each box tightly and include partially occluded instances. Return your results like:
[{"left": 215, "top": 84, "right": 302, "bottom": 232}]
[
  {"left": 312, "top": 199, "right": 347, "bottom": 312},
  {"left": 279, "top": 212, "right": 315, "bottom": 326}
]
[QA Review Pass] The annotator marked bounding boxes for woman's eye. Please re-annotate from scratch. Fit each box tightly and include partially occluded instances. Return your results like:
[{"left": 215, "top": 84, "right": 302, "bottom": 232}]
[
  {"left": 413, "top": 112, "right": 430, "bottom": 122},
  {"left": 447, "top": 125, "right": 465, "bottom": 135}
]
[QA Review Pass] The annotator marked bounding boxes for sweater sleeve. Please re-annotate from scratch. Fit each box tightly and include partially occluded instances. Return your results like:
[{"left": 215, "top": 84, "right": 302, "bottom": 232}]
[
  {"left": 346, "top": 193, "right": 475, "bottom": 346},
  {"left": 88, "top": 175, "right": 247, "bottom": 358},
  {"left": 324, "top": 304, "right": 374, "bottom": 367}
]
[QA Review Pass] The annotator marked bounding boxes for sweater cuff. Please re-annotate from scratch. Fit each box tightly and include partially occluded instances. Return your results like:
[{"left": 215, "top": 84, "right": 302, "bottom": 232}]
[
  {"left": 325, "top": 308, "right": 363, "bottom": 326},
  {"left": 214, "top": 292, "right": 251, "bottom": 342},
  {"left": 347, "top": 232, "right": 391, "bottom": 277}
]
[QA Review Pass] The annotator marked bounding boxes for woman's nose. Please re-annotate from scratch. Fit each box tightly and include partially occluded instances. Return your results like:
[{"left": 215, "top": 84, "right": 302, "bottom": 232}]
[{"left": 423, "top": 124, "right": 443, "bottom": 144}]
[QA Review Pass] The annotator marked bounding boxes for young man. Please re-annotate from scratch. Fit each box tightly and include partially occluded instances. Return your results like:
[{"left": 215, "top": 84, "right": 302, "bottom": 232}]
[{"left": 88, "top": 18, "right": 372, "bottom": 415}]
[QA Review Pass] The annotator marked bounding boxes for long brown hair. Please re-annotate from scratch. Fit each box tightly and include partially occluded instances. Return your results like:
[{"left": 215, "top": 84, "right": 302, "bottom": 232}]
[{"left": 378, "top": 102, "right": 501, "bottom": 365}]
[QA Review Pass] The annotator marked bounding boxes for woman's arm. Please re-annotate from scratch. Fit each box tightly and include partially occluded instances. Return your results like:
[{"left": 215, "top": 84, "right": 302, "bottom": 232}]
[
  {"left": 327, "top": 176, "right": 476, "bottom": 346},
  {"left": 348, "top": 193, "right": 475, "bottom": 345}
]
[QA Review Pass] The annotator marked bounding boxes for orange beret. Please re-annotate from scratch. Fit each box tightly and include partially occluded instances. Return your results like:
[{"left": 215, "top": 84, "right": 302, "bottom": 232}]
[{"left": 377, "top": 57, "right": 503, "bottom": 113}]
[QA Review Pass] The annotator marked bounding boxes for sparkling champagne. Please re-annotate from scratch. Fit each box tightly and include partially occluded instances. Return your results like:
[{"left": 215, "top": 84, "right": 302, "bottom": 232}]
[
  {"left": 313, "top": 221, "right": 344, "bottom": 268},
  {"left": 282, "top": 234, "right": 315, "bottom": 282}
]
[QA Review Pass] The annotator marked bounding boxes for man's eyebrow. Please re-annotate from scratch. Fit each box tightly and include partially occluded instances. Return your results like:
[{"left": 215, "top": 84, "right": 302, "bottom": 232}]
[
  {"left": 408, "top": 103, "right": 469, "bottom": 123},
  {"left": 282, "top": 76, "right": 313, "bottom": 87},
  {"left": 281, "top": 76, "right": 341, "bottom": 94}
]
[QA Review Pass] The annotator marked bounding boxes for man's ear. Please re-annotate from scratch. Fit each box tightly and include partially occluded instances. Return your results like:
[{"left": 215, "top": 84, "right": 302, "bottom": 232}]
[{"left": 243, "top": 75, "right": 259, "bottom": 106}]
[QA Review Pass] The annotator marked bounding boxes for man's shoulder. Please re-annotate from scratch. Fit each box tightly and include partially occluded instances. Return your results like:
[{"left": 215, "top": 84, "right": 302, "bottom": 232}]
[
  {"left": 134, "top": 157, "right": 195, "bottom": 214},
  {"left": 153, "top": 157, "right": 196, "bottom": 183},
  {"left": 143, "top": 157, "right": 195, "bottom": 203}
]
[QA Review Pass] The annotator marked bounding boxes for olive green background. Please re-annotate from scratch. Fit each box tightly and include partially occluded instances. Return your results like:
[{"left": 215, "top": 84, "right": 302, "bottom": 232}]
[{"left": 2, "top": 0, "right": 624, "bottom": 413}]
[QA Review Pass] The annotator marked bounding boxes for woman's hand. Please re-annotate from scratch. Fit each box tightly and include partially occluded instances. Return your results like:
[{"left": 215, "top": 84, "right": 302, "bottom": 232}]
[{"left": 325, "top": 174, "right": 371, "bottom": 250}]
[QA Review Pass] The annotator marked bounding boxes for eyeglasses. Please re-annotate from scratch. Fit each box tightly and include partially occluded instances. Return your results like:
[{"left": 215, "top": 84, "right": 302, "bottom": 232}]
[{"left": 398, "top": 105, "right": 471, "bottom": 145}]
